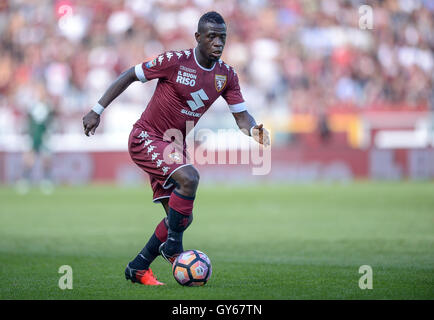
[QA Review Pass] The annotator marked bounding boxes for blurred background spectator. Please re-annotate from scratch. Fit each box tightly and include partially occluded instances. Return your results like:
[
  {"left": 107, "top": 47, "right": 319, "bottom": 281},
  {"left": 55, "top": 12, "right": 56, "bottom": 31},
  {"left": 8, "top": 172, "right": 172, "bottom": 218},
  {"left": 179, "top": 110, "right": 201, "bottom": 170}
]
[
  {"left": 0, "top": 0, "right": 432, "bottom": 143},
  {"left": 15, "top": 82, "right": 56, "bottom": 194}
]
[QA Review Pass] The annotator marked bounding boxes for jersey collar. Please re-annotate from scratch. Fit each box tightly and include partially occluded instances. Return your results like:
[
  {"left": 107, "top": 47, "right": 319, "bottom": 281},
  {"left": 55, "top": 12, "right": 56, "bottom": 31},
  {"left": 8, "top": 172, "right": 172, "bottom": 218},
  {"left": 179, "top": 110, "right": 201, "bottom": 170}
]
[{"left": 193, "top": 48, "right": 216, "bottom": 72}]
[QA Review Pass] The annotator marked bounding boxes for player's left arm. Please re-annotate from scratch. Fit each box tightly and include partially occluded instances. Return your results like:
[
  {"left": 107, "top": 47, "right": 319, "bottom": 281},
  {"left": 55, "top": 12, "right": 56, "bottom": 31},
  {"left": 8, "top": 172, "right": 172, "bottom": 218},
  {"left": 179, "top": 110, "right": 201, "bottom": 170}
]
[
  {"left": 223, "top": 69, "right": 270, "bottom": 146},
  {"left": 232, "top": 111, "right": 270, "bottom": 147}
]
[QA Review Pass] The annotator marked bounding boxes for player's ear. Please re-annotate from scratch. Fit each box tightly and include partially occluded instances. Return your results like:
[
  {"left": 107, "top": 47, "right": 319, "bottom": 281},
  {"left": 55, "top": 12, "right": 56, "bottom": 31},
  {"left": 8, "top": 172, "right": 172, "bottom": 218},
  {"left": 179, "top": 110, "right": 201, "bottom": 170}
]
[{"left": 194, "top": 32, "right": 200, "bottom": 43}]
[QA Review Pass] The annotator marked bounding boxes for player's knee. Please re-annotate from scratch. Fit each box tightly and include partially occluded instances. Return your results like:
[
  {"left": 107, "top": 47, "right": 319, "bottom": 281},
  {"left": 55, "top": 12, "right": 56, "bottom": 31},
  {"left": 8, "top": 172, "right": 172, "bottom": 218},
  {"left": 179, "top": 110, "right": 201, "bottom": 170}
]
[
  {"left": 184, "top": 170, "right": 200, "bottom": 189},
  {"left": 176, "top": 166, "right": 200, "bottom": 194}
]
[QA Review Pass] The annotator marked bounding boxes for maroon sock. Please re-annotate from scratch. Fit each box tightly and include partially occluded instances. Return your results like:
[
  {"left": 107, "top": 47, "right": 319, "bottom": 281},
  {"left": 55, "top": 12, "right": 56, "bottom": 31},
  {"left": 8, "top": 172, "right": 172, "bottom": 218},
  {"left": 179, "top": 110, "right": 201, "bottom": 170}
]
[
  {"left": 168, "top": 190, "right": 195, "bottom": 216},
  {"left": 154, "top": 218, "right": 168, "bottom": 242}
]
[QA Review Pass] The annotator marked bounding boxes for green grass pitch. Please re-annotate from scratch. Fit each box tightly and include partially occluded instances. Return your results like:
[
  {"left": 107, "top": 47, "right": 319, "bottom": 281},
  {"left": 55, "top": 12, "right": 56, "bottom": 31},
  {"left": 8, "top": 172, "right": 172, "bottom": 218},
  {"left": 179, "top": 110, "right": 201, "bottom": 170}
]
[{"left": 0, "top": 182, "right": 433, "bottom": 299}]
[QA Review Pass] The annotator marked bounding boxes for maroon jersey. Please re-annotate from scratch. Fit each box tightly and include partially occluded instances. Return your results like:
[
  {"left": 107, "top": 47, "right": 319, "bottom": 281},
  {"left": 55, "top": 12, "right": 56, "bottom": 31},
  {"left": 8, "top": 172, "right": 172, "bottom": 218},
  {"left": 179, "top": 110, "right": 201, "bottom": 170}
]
[{"left": 134, "top": 48, "right": 246, "bottom": 139}]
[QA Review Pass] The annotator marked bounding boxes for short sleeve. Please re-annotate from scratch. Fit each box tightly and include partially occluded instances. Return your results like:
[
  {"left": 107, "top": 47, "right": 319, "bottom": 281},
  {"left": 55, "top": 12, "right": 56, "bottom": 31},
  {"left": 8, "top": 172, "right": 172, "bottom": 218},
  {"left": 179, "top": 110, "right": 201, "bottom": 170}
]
[
  {"left": 222, "top": 71, "right": 247, "bottom": 113},
  {"left": 135, "top": 52, "right": 177, "bottom": 83}
]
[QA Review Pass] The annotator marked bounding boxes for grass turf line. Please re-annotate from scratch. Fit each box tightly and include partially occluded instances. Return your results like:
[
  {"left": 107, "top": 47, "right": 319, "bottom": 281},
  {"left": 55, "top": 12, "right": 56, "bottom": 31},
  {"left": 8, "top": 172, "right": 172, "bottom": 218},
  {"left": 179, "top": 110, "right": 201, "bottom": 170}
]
[{"left": 0, "top": 182, "right": 433, "bottom": 299}]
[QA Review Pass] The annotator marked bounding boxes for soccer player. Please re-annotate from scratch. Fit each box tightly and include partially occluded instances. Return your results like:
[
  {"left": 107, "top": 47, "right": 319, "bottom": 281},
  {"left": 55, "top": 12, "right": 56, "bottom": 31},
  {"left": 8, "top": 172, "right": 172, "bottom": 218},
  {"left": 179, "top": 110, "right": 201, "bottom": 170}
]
[
  {"left": 16, "top": 85, "right": 55, "bottom": 195},
  {"left": 82, "top": 11, "right": 270, "bottom": 285}
]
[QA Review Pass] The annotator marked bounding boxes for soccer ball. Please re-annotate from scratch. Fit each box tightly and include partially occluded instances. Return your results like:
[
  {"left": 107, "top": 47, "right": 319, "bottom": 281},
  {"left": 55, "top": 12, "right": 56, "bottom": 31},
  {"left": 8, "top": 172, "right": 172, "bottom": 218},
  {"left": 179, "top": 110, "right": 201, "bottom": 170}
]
[{"left": 172, "top": 250, "right": 212, "bottom": 286}]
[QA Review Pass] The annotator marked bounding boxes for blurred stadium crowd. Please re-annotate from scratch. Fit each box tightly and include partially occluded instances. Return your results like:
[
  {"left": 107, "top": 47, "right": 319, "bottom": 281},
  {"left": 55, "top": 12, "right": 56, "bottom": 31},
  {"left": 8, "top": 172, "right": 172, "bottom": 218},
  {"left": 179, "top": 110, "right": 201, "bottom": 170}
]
[{"left": 0, "top": 0, "right": 433, "bottom": 137}]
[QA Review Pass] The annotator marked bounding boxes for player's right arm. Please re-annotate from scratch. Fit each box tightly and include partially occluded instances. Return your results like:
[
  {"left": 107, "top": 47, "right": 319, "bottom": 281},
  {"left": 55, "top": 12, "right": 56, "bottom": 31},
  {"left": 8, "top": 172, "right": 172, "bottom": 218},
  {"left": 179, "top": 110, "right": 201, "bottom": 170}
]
[
  {"left": 82, "top": 67, "right": 139, "bottom": 136},
  {"left": 83, "top": 53, "right": 175, "bottom": 136}
]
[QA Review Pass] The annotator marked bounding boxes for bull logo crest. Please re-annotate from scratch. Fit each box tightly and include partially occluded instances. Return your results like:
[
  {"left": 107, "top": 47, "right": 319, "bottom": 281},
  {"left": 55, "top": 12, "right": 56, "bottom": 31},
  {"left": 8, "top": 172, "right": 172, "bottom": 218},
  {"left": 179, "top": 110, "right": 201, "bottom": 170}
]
[{"left": 215, "top": 74, "right": 227, "bottom": 92}]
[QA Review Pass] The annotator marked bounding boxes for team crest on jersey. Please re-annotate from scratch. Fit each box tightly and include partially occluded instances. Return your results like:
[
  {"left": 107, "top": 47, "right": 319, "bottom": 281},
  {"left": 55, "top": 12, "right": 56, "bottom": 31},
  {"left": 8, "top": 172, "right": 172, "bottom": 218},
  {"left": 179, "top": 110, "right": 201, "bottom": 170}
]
[
  {"left": 168, "top": 152, "right": 183, "bottom": 164},
  {"left": 145, "top": 58, "right": 157, "bottom": 68},
  {"left": 215, "top": 74, "right": 227, "bottom": 92}
]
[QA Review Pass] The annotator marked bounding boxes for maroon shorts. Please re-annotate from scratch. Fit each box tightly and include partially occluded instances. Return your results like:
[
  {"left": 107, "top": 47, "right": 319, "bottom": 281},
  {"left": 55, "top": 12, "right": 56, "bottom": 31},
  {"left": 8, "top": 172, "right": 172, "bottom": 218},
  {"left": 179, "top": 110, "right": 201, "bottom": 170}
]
[{"left": 128, "top": 126, "right": 191, "bottom": 203}]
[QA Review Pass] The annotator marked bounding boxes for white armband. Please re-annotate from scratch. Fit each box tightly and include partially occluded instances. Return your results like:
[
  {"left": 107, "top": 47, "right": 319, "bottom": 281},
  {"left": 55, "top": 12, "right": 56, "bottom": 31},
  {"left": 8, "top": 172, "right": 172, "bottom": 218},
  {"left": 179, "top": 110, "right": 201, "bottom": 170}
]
[
  {"left": 135, "top": 64, "right": 147, "bottom": 83},
  {"left": 228, "top": 102, "right": 247, "bottom": 113},
  {"left": 92, "top": 103, "right": 105, "bottom": 115}
]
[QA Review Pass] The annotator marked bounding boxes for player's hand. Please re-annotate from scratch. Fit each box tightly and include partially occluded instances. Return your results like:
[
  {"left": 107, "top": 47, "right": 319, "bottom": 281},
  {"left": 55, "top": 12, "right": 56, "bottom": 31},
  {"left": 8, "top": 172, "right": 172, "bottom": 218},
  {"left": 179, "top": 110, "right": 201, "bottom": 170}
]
[
  {"left": 251, "top": 124, "right": 270, "bottom": 147},
  {"left": 82, "top": 110, "right": 100, "bottom": 136}
]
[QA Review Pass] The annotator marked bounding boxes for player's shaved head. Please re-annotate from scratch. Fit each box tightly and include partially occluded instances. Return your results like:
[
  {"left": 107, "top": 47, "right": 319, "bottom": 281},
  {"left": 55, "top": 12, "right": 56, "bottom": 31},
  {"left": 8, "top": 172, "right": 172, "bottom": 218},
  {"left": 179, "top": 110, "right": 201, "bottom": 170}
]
[
  {"left": 197, "top": 11, "right": 226, "bottom": 33},
  {"left": 195, "top": 11, "right": 227, "bottom": 66}
]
